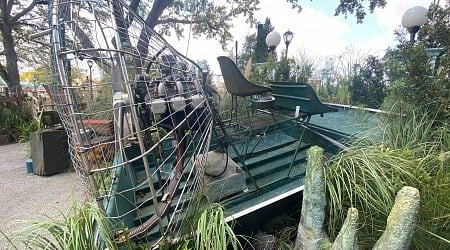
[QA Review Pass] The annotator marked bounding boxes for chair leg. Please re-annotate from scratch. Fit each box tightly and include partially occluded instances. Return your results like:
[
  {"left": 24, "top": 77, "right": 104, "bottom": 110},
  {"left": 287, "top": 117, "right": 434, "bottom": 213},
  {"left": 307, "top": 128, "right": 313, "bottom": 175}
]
[{"left": 231, "top": 95, "right": 237, "bottom": 120}]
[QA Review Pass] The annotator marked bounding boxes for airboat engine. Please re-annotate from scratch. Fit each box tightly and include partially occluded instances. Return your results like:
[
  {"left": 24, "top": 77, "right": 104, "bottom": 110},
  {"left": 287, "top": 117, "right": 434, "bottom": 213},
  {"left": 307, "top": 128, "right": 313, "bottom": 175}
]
[{"left": 135, "top": 74, "right": 205, "bottom": 124}]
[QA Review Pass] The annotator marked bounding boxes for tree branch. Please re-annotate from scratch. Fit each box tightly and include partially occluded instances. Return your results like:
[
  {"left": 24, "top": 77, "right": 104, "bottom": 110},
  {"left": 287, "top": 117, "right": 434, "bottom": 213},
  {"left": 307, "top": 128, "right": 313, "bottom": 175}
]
[
  {"left": 144, "top": 0, "right": 173, "bottom": 29},
  {"left": 11, "top": 0, "right": 36, "bottom": 24},
  {"left": 157, "top": 18, "right": 220, "bottom": 32}
]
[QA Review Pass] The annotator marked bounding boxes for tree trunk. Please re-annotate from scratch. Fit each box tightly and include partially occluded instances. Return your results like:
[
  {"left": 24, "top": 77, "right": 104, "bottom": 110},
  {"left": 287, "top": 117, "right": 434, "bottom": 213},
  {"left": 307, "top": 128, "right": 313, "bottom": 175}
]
[
  {"left": 136, "top": 0, "right": 173, "bottom": 59},
  {"left": 0, "top": 1, "right": 22, "bottom": 97}
]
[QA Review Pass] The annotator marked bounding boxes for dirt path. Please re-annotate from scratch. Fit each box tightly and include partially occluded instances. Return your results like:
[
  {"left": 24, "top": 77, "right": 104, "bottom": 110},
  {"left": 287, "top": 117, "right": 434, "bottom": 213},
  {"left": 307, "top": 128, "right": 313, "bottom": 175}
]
[{"left": 0, "top": 142, "right": 85, "bottom": 248}]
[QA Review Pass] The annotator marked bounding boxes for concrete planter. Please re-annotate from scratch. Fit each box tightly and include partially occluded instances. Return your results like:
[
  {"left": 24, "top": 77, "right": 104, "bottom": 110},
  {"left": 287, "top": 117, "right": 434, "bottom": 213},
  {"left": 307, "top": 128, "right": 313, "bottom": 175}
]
[{"left": 30, "top": 129, "right": 70, "bottom": 176}]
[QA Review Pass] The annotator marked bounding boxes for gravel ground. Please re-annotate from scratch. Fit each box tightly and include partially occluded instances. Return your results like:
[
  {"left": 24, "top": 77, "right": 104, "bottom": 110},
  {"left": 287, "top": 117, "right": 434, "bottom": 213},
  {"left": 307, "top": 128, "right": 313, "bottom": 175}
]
[{"left": 0, "top": 142, "right": 85, "bottom": 249}]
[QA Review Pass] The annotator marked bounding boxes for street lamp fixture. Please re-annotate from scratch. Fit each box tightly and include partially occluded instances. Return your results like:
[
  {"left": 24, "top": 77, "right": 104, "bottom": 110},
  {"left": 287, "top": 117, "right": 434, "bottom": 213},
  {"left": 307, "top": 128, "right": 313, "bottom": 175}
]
[
  {"left": 402, "top": 6, "right": 428, "bottom": 42},
  {"left": 283, "top": 30, "right": 294, "bottom": 59},
  {"left": 265, "top": 30, "right": 281, "bottom": 56},
  {"left": 87, "top": 59, "right": 94, "bottom": 99}
]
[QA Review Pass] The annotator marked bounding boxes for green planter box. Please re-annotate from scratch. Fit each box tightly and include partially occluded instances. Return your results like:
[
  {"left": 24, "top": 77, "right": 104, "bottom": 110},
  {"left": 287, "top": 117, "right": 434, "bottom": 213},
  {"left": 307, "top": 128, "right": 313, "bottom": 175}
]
[{"left": 30, "top": 129, "right": 70, "bottom": 176}]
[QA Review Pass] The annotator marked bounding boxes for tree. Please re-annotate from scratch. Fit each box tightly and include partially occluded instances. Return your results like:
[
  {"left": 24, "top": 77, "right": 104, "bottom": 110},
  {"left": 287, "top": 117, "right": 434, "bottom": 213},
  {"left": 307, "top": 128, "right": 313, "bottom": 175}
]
[
  {"left": 293, "top": 49, "right": 322, "bottom": 83},
  {"left": 237, "top": 17, "right": 274, "bottom": 69},
  {"left": 350, "top": 55, "right": 385, "bottom": 108},
  {"left": 0, "top": 0, "right": 50, "bottom": 96},
  {"left": 253, "top": 18, "right": 273, "bottom": 64},
  {"left": 0, "top": 0, "right": 386, "bottom": 95},
  {"left": 237, "top": 33, "right": 257, "bottom": 70},
  {"left": 332, "top": 46, "right": 371, "bottom": 82},
  {"left": 334, "top": 0, "right": 386, "bottom": 23},
  {"left": 384, "top": 1, "right": 449, "bottom": 124},
  {"left": 1, "top": 0, "right": 39, "bottom": 96}
]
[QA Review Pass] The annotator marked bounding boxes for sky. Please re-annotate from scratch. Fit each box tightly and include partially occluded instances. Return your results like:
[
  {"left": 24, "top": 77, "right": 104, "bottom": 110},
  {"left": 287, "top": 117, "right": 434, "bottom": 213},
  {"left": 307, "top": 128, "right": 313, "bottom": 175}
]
[{"left": 166, "top": 0, "right": 437, "bottom": 74}]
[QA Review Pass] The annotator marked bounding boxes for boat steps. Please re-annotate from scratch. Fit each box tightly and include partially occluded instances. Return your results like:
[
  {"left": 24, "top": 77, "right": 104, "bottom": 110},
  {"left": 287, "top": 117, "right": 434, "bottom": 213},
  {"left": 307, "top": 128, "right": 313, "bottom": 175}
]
[
  {"left": 133, "top": 165, "right": 196, "bottom": 198},
  {"left": 128, "top": 131, "right": 310, "bottom": 239},
  {"left": 244, "top": 148, "right": 308, "bottom": 181},
  {"left": 133, "top": 191, "right": 194, "bottom": 224},
  {"left": 236, "top": 141, "right": 309, "bottom": 169},
  {"left": 227, "top": 131, "right": 299, "bottom": 158}
]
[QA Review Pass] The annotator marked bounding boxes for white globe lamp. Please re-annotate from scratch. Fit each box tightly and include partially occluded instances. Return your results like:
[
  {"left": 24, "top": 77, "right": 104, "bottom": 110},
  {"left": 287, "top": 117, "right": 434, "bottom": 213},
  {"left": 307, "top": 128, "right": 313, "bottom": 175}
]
[
  {"left": 402, "top": 6, "right": 428, "bottom": 42},
  {"left": 266, "top": 30, "right": 281, "bottom": 55}
]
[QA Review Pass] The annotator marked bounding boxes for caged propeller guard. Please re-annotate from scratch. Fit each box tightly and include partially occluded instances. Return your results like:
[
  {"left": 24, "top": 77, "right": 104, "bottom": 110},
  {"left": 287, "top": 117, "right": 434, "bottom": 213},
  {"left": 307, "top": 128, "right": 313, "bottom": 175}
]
[{"left": 46, "top": 0, "right": 214, "bottom": 243}]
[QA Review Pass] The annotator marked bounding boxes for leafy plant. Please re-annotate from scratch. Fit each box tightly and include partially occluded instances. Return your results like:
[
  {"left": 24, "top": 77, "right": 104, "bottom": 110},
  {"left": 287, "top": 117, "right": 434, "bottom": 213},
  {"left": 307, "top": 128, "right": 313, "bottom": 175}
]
[
  {"left": 350, "top": 55, "right": 386, "bottom": 108},
  {"left": 316, "top": 79, "right": 350, "bottom": 105},
  {"left": 383, "top": 2, "right": 449, "bottom": 126},
  {"left": 3, "top": 202, "right": 127, "bottom": 250},
  {"left": 0, "top": 104, "right": 36, "bottom": 142},
  {"left": 18, "top": 120, "right": 39, "bottom": 142}
]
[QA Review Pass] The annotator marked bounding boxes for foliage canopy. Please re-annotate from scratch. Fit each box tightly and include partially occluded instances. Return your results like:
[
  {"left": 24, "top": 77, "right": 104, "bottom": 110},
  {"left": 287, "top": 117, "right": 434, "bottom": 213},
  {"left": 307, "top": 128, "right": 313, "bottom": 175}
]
[{"left": 0, "top": 0, "right": 386, "bottom": 94}]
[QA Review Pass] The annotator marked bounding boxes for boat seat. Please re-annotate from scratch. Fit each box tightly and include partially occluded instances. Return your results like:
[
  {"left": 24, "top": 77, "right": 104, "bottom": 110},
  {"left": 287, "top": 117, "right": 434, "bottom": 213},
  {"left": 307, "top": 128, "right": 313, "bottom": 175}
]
[
  {"left": 217, "top": 56, "right": 275, "bottom": 121},
  {"left": 270, "top": 82, "right": 337, "bottom": 118},
  {"left": 217, "top": 56, "right": 272, "bottom": 97}
]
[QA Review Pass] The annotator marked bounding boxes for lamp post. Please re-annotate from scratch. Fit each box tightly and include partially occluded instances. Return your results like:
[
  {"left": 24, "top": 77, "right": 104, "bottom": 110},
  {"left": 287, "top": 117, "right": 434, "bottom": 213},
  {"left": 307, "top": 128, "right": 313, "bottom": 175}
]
[
  {"left": 283, "top": 30, "right": 294, "bottom": 60},
  {"left": 402, "top": 6, "right": 428, "bottom": 42},
  {"left": 87, "top": 59, "right": 93, "bottom": 99},
  {"left": 265, "top": 30, "right": 281, "bottom": 56}
]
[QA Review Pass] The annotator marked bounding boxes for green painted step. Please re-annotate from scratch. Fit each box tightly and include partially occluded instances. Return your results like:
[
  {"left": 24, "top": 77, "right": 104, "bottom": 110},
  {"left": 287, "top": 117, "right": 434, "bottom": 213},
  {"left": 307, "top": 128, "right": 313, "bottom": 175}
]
[
  {"left": 238, "top": 142, "right": 309, "bottom": 170},
  {"left": 251, "top": 161, "right": 306, "bottom": 191},
  {"left": 244, "top": 149, "right": 308, "bottom": 182},
  {"left": 133, "top": 192, "right": 193, "bottom": 224},
  {"left": 227, "top": 132, "right": 298, "bottom": 159}
]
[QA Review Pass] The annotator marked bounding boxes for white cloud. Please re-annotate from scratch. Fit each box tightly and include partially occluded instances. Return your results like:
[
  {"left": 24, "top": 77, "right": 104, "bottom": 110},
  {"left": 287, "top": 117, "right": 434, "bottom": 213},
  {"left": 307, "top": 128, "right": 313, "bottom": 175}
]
[{"left": 376, "top": 0, "right": 434, "bottom": 31}]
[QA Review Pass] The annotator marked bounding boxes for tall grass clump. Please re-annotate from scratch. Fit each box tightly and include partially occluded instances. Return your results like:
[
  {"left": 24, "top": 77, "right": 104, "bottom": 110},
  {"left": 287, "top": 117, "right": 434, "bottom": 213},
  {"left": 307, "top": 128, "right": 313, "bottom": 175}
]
[
  {"left": 3, "top": 202, "right": 125, "bottom": 250},
  {"left": 325, "top": 111, "right": 450, "bottom": 249},
  {"left": 194, "top": 203, "right": 241, "bottom": 250}
]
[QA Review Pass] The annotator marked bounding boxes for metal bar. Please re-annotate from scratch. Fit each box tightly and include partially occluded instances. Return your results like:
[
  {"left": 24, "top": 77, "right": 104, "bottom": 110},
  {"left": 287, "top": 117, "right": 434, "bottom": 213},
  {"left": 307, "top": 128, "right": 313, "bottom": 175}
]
[{"left": 29, "top": 29, "right": 52, "bottom": 40}]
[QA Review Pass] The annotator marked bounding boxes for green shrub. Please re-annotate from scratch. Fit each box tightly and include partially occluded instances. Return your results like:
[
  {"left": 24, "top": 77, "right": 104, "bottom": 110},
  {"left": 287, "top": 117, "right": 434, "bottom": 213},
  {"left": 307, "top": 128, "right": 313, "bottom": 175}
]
[
  {"left": 0, "top": 104, "right": 36, "bottom": 142},
  {"left": 325, "top": 111, "right": 450, "bottom": 249}
]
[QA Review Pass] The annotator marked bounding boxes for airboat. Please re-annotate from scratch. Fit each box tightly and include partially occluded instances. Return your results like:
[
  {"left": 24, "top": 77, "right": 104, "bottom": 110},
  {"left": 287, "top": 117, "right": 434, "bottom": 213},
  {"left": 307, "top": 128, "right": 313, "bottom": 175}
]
[{"left": 42, "top": 0, "right": 376, "bottom": 247}]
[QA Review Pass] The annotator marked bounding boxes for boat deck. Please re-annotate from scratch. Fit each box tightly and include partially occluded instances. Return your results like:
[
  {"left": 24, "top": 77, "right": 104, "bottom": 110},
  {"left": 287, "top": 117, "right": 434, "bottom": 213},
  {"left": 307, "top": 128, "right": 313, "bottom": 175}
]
[{"left": 105, "top": 106, "right": 380, "bottom": 243}]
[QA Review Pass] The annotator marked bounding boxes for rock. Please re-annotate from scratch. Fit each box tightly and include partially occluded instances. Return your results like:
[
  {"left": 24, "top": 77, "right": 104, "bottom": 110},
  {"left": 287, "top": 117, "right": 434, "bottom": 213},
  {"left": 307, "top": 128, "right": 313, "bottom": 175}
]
[
  {"left": 331, "top": 207, "right": 359, "bottom": 250},
  {"left": 373, "top": 186, "right": 420, "bottom": 250},
  {"left": 295, "top": 146, "right": 329, "bottom": 250}
]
